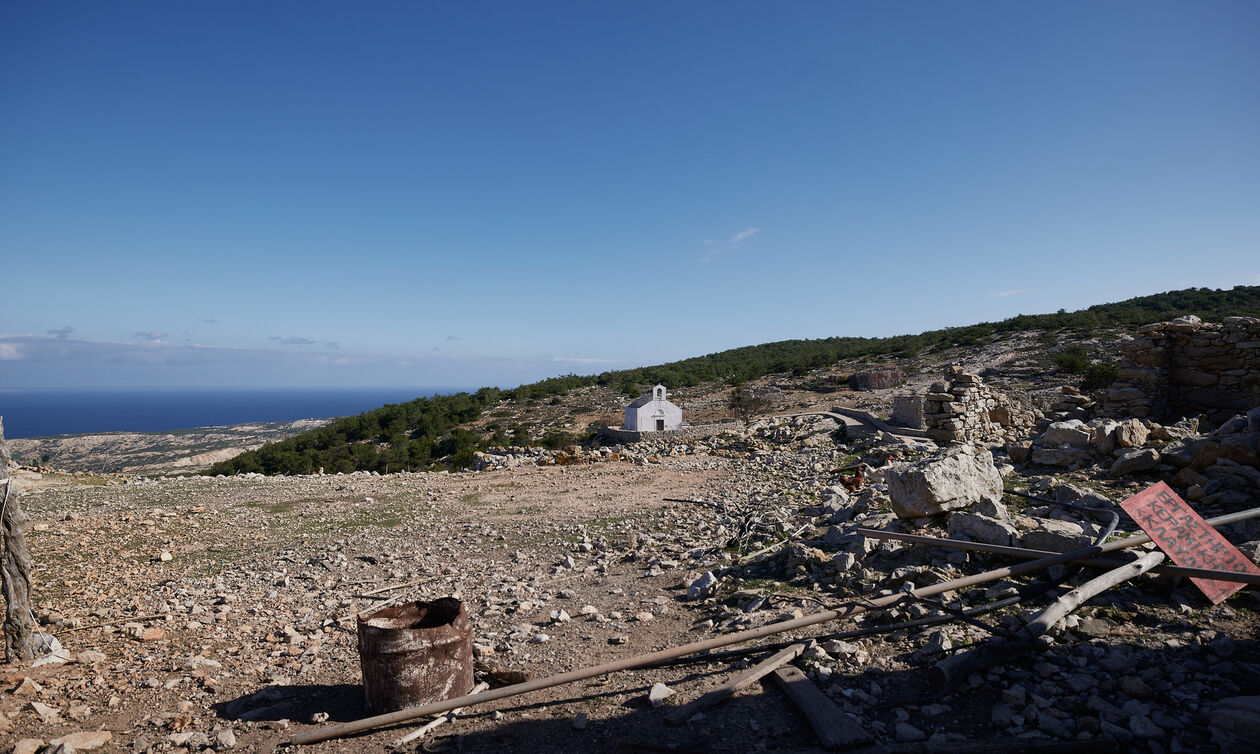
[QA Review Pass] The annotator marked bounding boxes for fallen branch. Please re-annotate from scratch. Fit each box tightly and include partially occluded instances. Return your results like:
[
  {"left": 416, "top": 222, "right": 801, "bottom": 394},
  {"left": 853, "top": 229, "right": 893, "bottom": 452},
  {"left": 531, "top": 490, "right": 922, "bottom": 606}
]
[
  {"left": 390, "top": 681, "right": 489, "bottom": 747},
  {"left": 738, "top": 523, "right": 811, "bottom": 564},
  {"left": 357, "top": 576, "right": 438, "bottom": 598},
  {"left": 665, "top": 643, "right": 804, "bottom": 725},
  {"left": 289, "top": 509, "right": 1260, "bottom": 746},
  {"left": 929, "top": 550, "right": 1167, "bottom": 692}
]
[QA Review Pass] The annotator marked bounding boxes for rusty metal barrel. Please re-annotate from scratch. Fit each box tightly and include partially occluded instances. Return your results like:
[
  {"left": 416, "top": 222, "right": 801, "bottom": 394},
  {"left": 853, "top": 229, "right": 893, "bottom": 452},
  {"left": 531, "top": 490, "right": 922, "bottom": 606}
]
[{"left": 356, "top": 597, "right": 474, "bottom": 714}]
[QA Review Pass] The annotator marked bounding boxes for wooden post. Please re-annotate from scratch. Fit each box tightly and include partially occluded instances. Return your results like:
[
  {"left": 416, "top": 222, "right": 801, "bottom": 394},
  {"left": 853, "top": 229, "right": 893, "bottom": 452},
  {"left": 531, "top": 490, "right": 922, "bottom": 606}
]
[
  {"left": 0, "top": 418, "right": 38, "bottom": 662},
  {"left": 770, "top": 665, "right": 872, "bottom": 749}
]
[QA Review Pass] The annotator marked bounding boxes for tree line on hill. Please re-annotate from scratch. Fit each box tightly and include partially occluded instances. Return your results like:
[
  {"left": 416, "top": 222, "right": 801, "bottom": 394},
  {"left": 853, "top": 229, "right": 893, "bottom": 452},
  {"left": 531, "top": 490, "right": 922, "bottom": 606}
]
[{"left": 206, "top": 285, "right": 1260, "bottom": 476}]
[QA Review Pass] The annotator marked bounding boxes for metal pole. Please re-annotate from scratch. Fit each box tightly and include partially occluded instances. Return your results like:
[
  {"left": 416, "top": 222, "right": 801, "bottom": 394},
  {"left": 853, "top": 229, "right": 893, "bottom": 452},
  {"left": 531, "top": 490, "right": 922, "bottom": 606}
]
[
  {"left": 290, "top": 509, "right": 1260, "bottom": 746},
  {"left": 857, "top": 522, "right": 1260, "bottom": 586}
]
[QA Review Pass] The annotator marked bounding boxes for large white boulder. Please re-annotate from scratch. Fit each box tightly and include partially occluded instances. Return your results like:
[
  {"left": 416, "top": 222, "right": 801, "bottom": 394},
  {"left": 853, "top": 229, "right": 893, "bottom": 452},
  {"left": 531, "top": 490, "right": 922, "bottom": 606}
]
[
  {"left": 886, "top": 445, "right": 1003, "bottom": 518},
  {"left": 1040, "top": 420, "right": 1093, "bottom": 448}
]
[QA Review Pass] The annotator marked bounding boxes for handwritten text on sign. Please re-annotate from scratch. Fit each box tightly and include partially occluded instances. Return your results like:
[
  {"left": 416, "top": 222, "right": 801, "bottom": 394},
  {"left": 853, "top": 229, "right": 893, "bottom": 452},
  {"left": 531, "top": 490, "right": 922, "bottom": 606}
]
[{"left": 1120, "top": 482, "right": 1260, "bottom": 604}]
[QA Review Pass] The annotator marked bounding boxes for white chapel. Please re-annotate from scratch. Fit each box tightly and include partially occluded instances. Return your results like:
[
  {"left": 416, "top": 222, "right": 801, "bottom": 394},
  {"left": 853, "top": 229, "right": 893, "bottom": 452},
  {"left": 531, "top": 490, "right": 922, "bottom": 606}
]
[{"left": 623, "top": 385, "right": 683, "bottom": 432}]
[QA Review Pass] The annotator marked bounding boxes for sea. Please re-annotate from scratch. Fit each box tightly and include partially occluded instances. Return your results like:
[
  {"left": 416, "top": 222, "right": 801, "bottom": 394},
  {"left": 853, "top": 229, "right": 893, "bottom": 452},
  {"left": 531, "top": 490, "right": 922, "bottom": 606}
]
[{"left": 0, "top": 387, "right": 465, "bottom": 439}]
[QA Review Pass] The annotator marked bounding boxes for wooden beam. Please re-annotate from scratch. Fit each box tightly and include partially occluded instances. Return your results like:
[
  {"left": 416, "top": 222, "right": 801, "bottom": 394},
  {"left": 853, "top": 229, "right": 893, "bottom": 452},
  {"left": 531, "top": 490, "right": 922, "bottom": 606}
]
[{"left": 770, "top": 665, "right": 871, "bottom": 750}]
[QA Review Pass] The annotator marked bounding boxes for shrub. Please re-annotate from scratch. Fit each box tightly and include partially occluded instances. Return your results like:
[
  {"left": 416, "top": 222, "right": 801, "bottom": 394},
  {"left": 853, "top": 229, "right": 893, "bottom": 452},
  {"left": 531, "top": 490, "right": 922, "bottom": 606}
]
[
  {"left": 1053, "top": 346, "right": 1089, "bottom": 374},
  {"left": 1081, "top": 361, "right": 1120, "bottom": 391}
]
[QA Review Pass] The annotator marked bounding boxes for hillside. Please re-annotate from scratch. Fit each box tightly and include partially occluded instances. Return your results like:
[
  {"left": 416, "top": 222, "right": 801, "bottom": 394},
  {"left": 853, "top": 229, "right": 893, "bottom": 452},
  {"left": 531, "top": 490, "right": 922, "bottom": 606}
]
[
  {"left": 8, "top": 418, "right": 332, "bottom": 475},
  {"left": 208, "top": 285, "right": 1260, "bottom": 477}
]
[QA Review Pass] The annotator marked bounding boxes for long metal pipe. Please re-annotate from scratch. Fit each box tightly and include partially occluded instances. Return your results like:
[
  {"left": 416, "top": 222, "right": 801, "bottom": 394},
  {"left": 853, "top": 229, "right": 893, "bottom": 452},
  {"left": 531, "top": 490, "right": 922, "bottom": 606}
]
[
  {"left": 857, "top": 507, "right": 1260, "bottom": 586},
  {"left": 289, "top": 505, "right": 1260, "bottom": 745}
]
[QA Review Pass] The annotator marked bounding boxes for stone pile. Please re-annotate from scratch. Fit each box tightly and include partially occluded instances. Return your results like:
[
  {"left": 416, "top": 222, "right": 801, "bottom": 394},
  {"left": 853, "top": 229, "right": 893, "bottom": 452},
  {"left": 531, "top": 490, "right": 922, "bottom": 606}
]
[
  {"left": 1099, "top": 315, "right": 1260, "bottom": 422},
  {"left": 923, "top": 367, "right": 1037, "bottom": 445},
  {"left": 1045, "top": 385, "right": 1095, "bottom": 421}
]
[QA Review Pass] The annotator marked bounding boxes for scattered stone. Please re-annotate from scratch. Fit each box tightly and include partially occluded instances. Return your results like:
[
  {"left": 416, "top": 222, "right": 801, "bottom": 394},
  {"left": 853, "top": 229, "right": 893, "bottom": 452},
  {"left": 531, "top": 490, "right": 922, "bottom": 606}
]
[
  {"left": 685, "top": 572, "right": 719, "bottom": 601},
  {"left": 49, "top": 731, "right": 112, "bottom": 750},
  {"left": 648, "top": 682, "right": 674, "bottom": 708}
]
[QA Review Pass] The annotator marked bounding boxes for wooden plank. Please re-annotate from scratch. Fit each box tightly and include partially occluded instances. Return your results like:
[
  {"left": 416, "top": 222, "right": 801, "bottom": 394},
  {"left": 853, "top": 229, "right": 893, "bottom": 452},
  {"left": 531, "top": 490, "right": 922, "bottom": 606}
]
[
  {"left": 665, "top": 643, "right": 805, "bottom": 725},
  {"left": 770, "top": 665, "right": 871, "bottom": 750}
]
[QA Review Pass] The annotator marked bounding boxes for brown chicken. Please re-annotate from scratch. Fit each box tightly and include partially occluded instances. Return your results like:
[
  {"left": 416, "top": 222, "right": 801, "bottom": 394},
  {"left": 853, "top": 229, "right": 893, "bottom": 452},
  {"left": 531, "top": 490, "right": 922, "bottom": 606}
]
[{"left": 837, "top": 463, "right": 867, "bottom": 492}]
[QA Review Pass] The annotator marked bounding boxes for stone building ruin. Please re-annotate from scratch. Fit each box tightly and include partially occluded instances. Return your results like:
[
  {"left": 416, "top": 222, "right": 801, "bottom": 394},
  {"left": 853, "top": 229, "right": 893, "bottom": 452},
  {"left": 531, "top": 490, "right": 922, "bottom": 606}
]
[
  {"left": 1099, "top": 315, "right": 1260, "bottom": 422},
  {"left": 923, "top": 366, "right": 1036, "bottom": 445}
]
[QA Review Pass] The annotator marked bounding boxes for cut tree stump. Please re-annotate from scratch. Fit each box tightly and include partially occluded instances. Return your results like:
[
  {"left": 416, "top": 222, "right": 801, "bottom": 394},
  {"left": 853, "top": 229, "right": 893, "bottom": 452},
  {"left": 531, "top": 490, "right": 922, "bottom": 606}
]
[
  {"left": 769, "top": 665, "right": 871, "bottom": 750},
  {"left": 0, "top": 418, "right": 38, "bottom": 662}
]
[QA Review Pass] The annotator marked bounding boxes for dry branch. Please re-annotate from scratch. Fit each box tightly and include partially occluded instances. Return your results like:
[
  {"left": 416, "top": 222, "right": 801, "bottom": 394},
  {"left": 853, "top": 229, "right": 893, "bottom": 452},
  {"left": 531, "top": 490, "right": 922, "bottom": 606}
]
[
  {"left": 929, "top": 550, "right": 1167, "bottom": 691},
  {"left": 665, "top": 643, "right": 804, "bottom": 725}
]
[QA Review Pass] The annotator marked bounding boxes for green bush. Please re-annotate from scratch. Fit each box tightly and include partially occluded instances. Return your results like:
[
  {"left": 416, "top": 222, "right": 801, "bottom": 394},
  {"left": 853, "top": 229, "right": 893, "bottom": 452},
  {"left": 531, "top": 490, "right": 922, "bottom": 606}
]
[
  {"left": 1053, "top": 346, "right": 1090, "bottom": 374},
  {"left": 1081, "top": 361, "right": 1120, "bottom": 391}
]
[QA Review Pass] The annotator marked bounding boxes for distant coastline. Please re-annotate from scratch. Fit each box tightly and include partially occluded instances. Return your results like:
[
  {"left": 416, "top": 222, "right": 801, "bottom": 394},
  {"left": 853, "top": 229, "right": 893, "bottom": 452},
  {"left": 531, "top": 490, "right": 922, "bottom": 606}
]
[{"left": 0, "top": 387, "right": 466, "bottom": 439}]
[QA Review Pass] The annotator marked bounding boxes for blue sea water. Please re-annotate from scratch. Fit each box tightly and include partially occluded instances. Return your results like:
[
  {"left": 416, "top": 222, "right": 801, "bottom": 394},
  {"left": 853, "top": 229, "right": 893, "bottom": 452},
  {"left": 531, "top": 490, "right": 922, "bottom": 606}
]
[{"left": 0, "top": 387, "right": 464, "bottom": 439}]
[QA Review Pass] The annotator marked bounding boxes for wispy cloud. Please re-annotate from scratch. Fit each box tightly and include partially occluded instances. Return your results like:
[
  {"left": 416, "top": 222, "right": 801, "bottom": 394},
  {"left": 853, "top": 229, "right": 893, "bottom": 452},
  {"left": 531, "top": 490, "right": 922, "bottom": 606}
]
[
  {"left": 991, "top": 289, "right": 1030, "bottom": 297},
  {"left": 46, "top": 326, "right": 73, "bottom": 340},
  {"left": 446, "top": 335, "right": 464, "bottom": 342},
  {"left": 132, "top": 331, "right": 168, "bottom": 341},
  {"left": 701, "top": 227, "right": 759, "bottom": 262},
  {"left": 268, "top": 336, "right": 317, "bottom": 345}
]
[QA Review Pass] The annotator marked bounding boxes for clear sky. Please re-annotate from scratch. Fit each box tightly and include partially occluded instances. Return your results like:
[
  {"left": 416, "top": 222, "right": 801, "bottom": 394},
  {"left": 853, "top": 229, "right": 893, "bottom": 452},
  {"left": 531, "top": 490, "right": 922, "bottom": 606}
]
[{"left": 2, "top": 1, "right": 1258, "bottom": 389}]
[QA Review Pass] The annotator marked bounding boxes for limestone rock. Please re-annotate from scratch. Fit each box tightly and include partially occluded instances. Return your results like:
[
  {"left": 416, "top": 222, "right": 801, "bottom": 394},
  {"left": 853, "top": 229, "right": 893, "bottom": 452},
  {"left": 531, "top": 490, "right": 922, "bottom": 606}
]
[
  {"left": 50, "top": 731, "right": 112, "bottom": 750},
  {"left": 685, "top": 572, "right": 719, "bottom": 601},
  {"left": 947, "top": 512, "right": 1017, "bottom": 546},
  {"left": 1210, "top": 696, "right": 1260, "bottom": 754},
  {"left": 1030, "top": 446, "right": 1093, "bottom": 467},
  {"left": 886, "top": 445, "right": 1002, "bottom": 518},
  {"left": 1114, "top": 418, "right": 1150, "bottom": 448},
  {"left": 1041, "top": 420, "right": 1092, "bottom": 448},
  {"left": 648, "top": 682, "right": 674, "bottom": 708},
  {"left": 1020, "top": 518, "right": 1095, "bottom": 552},
  {"left": 1110, "top": 448, "right": 1160, "bottom": 476}
]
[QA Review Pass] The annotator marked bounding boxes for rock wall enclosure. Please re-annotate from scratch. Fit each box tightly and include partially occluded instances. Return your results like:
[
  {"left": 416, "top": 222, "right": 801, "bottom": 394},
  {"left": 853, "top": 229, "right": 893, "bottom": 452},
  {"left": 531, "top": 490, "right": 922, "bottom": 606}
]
[{"left": 1100, "top": 315, "right": 1260, "bottom": 421}]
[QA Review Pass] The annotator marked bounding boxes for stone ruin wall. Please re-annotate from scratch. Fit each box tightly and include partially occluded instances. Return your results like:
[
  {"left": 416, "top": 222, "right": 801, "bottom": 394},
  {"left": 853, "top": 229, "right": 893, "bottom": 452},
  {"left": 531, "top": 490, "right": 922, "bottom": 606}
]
[
  {"left": 1099, "top": 315, "right": 1260, "bottom": 422},
  {"left": 923, "top": 366, "right": 1037, "bottom": 445}
]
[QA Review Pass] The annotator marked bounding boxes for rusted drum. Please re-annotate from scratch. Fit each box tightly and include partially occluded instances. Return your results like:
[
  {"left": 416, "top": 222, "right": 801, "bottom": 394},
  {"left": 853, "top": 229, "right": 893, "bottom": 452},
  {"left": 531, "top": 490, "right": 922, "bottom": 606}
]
[{"left": 357, "top": 597, "right": 474, "bottom": 714}]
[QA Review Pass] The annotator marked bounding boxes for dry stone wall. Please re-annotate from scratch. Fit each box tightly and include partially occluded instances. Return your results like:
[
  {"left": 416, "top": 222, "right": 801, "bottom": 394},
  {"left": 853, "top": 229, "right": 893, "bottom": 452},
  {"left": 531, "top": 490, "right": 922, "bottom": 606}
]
[
  {"left": 1099, "top": 315, "right": 1260, "bottom": 421},
  {"left": 923, "top": 366, "right": 1036, "bottom": 445}
]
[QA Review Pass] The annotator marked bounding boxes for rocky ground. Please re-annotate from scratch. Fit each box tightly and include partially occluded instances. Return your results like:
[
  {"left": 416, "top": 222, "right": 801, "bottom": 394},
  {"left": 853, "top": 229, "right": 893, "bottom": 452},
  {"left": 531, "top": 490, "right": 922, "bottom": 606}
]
[{"left": 3, "top": 403, "right": 1259, "bottom": 754}]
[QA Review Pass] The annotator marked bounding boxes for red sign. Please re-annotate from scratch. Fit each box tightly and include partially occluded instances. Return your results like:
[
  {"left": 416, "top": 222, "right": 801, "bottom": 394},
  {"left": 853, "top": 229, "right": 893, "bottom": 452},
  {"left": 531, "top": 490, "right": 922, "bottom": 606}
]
[{"left": 1120, "top": 482, "right": 1260, "bottom": 604}]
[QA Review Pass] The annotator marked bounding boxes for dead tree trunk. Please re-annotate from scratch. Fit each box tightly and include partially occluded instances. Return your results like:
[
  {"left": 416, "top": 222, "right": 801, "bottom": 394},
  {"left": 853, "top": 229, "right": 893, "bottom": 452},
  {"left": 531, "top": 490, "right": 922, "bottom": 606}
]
[{"left": 0, "top": 418, "right": 38, "bottom": 661}]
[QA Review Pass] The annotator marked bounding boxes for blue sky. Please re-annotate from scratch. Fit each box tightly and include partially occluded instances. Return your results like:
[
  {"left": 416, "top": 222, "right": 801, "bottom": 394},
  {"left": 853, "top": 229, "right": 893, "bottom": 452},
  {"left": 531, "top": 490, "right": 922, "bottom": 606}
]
[{"left": 2, "top": 1, "right": 1258, "bottom": 388}]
